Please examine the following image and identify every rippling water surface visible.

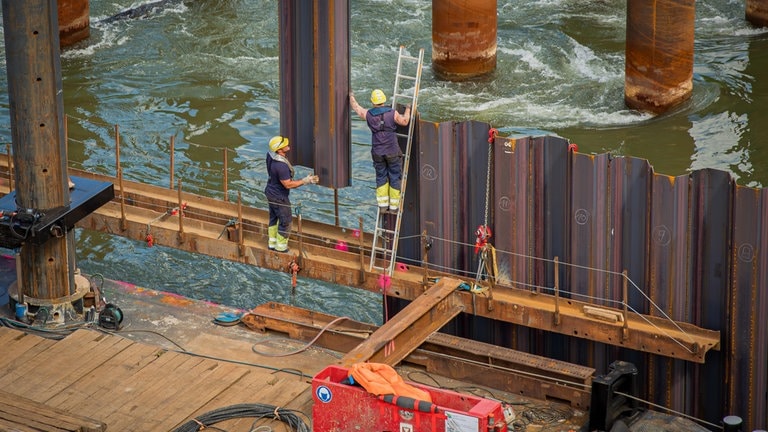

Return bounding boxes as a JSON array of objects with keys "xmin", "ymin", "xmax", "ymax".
[{"xmin": 0, "ymin": 0, "xmax": 766, "ymax": 321}]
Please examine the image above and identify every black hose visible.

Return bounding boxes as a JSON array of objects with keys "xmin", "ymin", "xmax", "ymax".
[{"xmin": 172, "ymin": 403, "xmax": 310, "ymax": 432}]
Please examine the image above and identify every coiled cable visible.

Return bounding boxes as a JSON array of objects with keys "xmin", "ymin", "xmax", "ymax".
[{"xmin": 172, "ymin": 403, "xmax": 310, "ymax": 432}]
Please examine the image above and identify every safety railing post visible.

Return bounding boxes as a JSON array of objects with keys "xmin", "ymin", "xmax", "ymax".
[
  {"xmin": 177, "ymin": 179, "xmax": 185, "ymax": 243},
  {"xmin": 237, "ymin": 191, "xmax": 244, "ymax": 257},
  {"xmin": 114, "ymin": 124, "xmax": 120, "ymax": 178},
  {"xmin": 119, "ymin": 167, "xmax": 127, "ymax": 231},
  {"xmin": 299, "ymin": 203, "xmax": 304, "ymax": 257},
  {"xmin": 421, "ymin": 230, "xmax": 429, "ymax": 290},
  {"xmin": 357, "ymin": 217, "xmax": 365, "ymax": 264},
  {"xmin": 64, "ymin": 115, "xmax": 69, "ymax": 174},
  {"xmin": 622, "ymin": 270, "xmax": 629, "ymax": 340},
  {"xmin": 483, "ymin": 247, "xmax": 496, "ymax": 311},
  {"xmin": 334, "ymin": 189, "xmax": 339, "ymax": 226},
  {"xmin": 553, "ymin": 256, "xmax": 561, "ymax": 326},
  {"xmin": 223, "ymin": 148, "xmax": 228, "ymax": 202},
  {"xmin": 169, "ymin": 135, "xmax": 175, "ymax": 190}
]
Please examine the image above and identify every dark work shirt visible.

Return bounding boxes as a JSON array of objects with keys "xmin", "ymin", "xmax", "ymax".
[{"xmin": 366, "ymin": 106, "xmax": 400, "ymax": 156}]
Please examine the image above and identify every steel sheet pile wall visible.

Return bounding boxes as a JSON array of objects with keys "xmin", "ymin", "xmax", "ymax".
[
  {"xmin": 411, "ymin": 119, "xmax": 768, "ymax": 428},
  {"xmin": 416, "ymin": 120, "xmax": 489, "ymax": 276}
]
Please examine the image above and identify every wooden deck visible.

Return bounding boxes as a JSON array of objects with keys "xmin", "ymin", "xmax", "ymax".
[
  {"xmin": 0, "ymin": 277, "xmax": 338, "ymax": 432},
  {"xmin": 0, "ymin": 326, "xmax": 317, "ymax": 431}
]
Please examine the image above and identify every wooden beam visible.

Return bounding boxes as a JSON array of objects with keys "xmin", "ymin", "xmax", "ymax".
[{"xmin": 340, "ymin": 278, "xmax": 464, "ymax": 367}]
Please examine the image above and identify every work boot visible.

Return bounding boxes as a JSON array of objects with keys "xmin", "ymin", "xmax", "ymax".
[
  {"xmin": 388, "ymin": 188, "xmax": 401, "ymax": 212},
  {"xmin": 275, "ymin": 232, "xmax": 289, "ymax": 252},
  {"xmin": 376, "ymin": 183, "xmax": 390, "ymax": 210},
  {"xmin": 268, "ymin": 225, "xmax": 278, "ymax": 250}
]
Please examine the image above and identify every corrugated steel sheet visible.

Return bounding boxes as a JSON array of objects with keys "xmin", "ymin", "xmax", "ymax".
[
  {"xmin": 279, "ymin": 2, "xmax": 350, "ymax": 188},
  {"xmin": 403, "ymin": 118, "xmax": 768, "ymax": 429},
  {"xmin": 729, "ymin": 186, "xmax": 768, "ymax": 424}
]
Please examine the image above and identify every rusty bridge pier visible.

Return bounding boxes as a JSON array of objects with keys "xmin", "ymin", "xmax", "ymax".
[
  {"xmin": 624, "ymin": 0, "xmax": 695, "ymax": 114},
  {"xmin": 57, "ymin": 0, "xmax": 90, "ymax": 47},
  {"xmin": 432, "ymin": 0, "xmax": 497, "ymax": 80},
  {"xmin": 746, "ymin": 0, "xmax": 768, "ymax": 26}
]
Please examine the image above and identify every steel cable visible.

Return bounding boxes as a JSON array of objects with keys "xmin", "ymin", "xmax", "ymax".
[{"xmin": 172, "ymin": 403, "xmax": 310, "ymax": 432}]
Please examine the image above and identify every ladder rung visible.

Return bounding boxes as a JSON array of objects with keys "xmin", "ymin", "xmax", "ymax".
[
  {"xmin": 400, "ymin": 54, "xmax": 419, "ymax": 61},
  {"xmin": 396, "ymin": 73, "xmax": 417, "ymax": 81},
  {"xmin": 375, "ymin": 228, "xmax": 397, "ymax": 236}
]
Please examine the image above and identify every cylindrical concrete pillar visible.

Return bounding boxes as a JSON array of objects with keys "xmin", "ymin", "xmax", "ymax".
[
  {"xmin": 432, "ymin": 0, "xmax": 497, "ymax": 80},
  {"xmin": 2, "ymin": 0, "xmax": 73, "ymax": 300},
  {"xmin": 625, "ymin": 0, "xmax": 695, "ymax": 114},
  {"xmin": 746, "ymin": 0, "xmax": 768, "ymax": 27},
  {"xmin": 57, "ymin": 0, "xmax": 89, "ymax": 47}
]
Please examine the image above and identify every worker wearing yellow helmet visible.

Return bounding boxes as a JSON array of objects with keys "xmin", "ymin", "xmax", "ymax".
[
  {"xmin": 264, "ymin": 135, "xmax": 319, "ymax": 252},
  {"xmin": 349, "ymin": 89, "xmax": 411, "ymax": 212}
]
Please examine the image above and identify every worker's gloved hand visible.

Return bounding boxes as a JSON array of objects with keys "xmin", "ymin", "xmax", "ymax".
[{"xmin": 302, "ymin": 174, "xmax": 319, "ymax": 185}]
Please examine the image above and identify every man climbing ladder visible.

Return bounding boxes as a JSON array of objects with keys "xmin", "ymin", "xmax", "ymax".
[
  {"xmin": 350, "ymin": 46, "xmax": 424, "ymax": 276},
  {"xmin": 350, "ymin": 90, "xmax": 411, "ymax": 212}
]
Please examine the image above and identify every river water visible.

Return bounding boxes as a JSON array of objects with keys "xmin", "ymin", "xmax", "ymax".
[{"xmin": 0, "ymin": 0, "xmax": 766, "ymax": 324}]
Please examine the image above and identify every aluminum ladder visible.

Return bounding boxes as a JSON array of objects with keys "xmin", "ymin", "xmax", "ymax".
[{"xmin": 368, "ymin": 46, "xmax": 424, "ymax": 275}]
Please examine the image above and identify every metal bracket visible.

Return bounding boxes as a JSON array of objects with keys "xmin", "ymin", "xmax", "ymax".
[{"xmin": 0, "ymin": 176, "xmax": 114, "ymax": 249}]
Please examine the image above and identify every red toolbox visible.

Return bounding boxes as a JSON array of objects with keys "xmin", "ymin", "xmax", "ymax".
[{"xmin": 312, "ymin": 365, "xmax": 507, "ymax": 432}]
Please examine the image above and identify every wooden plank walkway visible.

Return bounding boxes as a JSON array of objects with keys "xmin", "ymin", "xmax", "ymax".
[{"xmin": 0, "ymin": 327, "xmax": 315, "ymax": 431}]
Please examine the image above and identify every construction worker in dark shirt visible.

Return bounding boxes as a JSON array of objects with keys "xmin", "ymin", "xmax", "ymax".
[
  {"xmin": 350, "ymin": 89, "xmax": 411, "ymax": 212},
  {"xmin": 264, "ymin": 135, "xmax": 318, "ymax": 252}
]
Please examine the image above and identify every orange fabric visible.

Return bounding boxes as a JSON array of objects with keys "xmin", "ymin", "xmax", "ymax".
[{"xmin": 348, "ymin": 363, "xmax": 432, "ymax": 402}]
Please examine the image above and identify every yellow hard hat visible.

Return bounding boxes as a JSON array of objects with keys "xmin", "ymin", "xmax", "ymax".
[
  {"xmin": 268, "ymin": 135, "xmax": 289, "ymax": 152},
  {"xmin": 370, "ymin": 89, "xmax": 387, "ymax": 105}
]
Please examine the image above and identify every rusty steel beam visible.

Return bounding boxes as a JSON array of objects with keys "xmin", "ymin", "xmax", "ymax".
[
  {"xmin": 312, "ymin": 0, "xmax": 350, "ymax": 188},
  {"xmin": 432, "ymin": 0, "xmax": 497, "ymax": 80},
  {"xmin": 278, "ymin": 1, "xmax": 350, "ymax": 188},
  {"xmin": 625, "ymin": 0, "xmax": 695, "ymax": 114},
  {"xmin": 278, "ymin": 1, "xmax": 316, "ymax": 169},
  {"xmin": 242, "ymin": 302, "xmax": 594, "ymax": 408}
]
